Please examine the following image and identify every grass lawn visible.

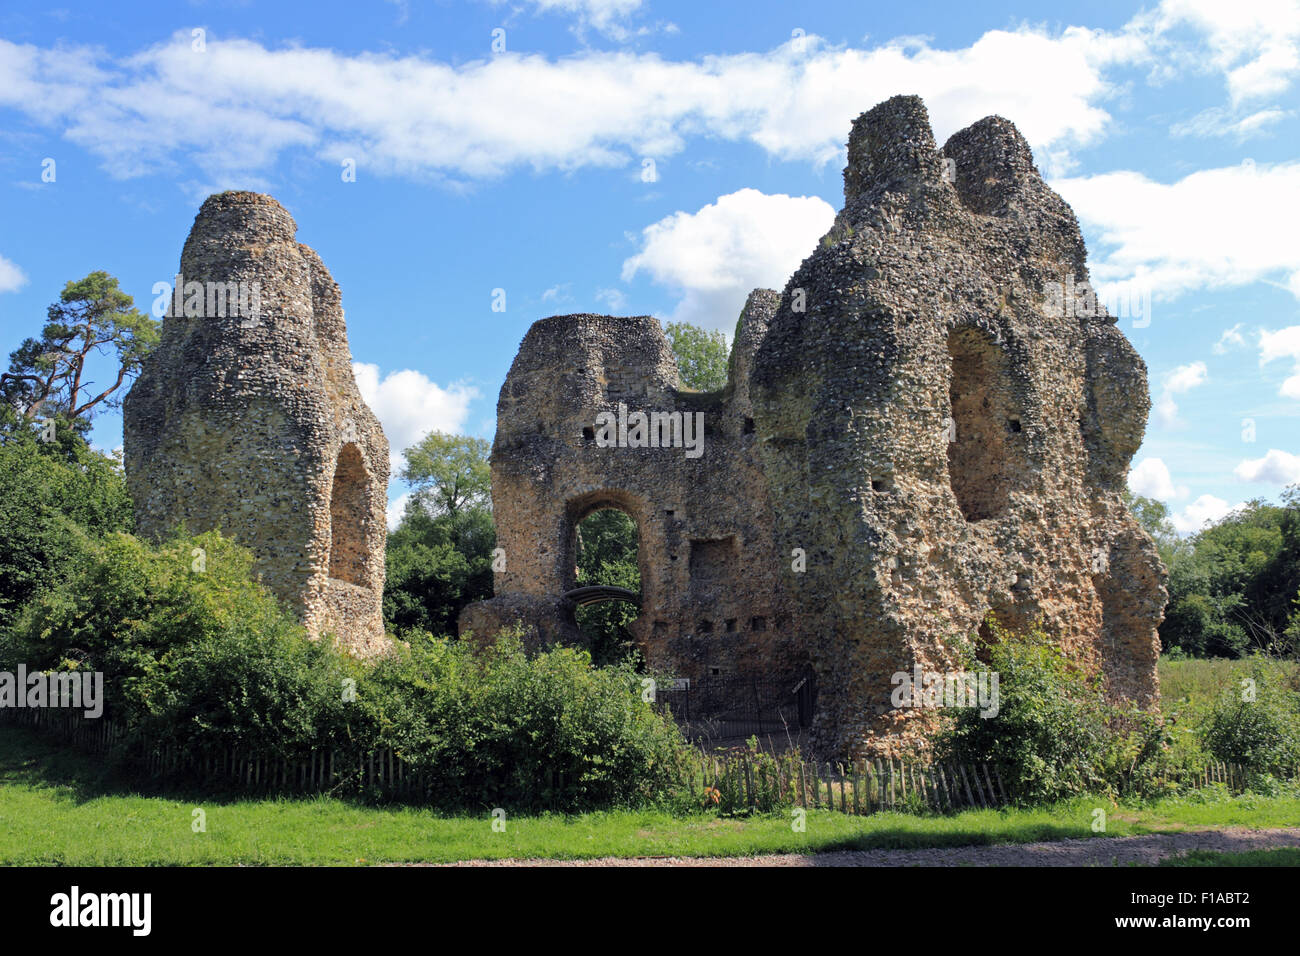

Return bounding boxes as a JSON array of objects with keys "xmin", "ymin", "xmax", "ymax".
[
  {"xmin": 1161, "ymin": 848, "xmax": 1300, "ymax": 866},
  {"xmin": 3, "ymin": 725, "xmax": 1298, "ymax": 865}
]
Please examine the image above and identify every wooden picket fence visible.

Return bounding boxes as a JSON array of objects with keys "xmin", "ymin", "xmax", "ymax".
[
  {"xmin": 680, "ymin": 748, "xmax": 1272, "ymax": 815},
  {"xmin": 1, "ymin": 705, "xmax": 1279, "ymax": 813},
  {"xmin": 0, "ymin": 707, "xmax": 439, "ymax": 799}
]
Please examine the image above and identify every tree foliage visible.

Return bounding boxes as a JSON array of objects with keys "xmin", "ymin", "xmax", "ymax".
[
  {"xmin": 385, "ymin": 432, "xmax": 495, "ymax": 636},
  {"xmin": 0, "ymin": 271, "xmax": 158, "ymax": 430},
  {"xmin": 575, "ymin": 509, "xmax": 641, "ymax": 666},
  {"xmin": 664, "ymin": 321, "xmax": 729, "ymax": 391},
  {"xmin": 401, "ymin": 431, "xmax": 491, "ymax": 518},
  {"xmin": 1151, "ymin": 489, "xmax": 1300, "ymax": 658},
  {"xmin": 0, "ymin": 427, "xmax": 133, "ymax": 630}
]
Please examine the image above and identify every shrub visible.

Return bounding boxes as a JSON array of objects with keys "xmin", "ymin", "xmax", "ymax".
[
  {"xmin": 1200, "ymin": 658, "xmax": 1300, "ymax": 778},
  {"xmin": 935, "ymin": 622, "xmax": 1166, "ymax": 803},
  {"xmin": 1, "ymin": 530, "xmax": 688, "ymax": 811},
  {"xmin": 0, "ymin": 429, "xmax": 133, "ymax": 630}
]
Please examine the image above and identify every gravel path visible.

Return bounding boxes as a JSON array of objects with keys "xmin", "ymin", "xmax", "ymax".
[{"xmin": 435, "ymin": 827, "xmax": 1300, "ymax": 866}]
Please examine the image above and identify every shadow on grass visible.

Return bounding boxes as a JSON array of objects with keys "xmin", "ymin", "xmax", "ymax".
[{"xmin": 0, "ymin": 724, "xmax": 356, "ymax": 809}]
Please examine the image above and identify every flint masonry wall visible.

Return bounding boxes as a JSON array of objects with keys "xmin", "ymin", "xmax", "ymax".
[
  {"xmin": 124, "ymin": 191, "xmax": 390, "ymax": 655},
  {"xmin": 461, "ymin": 295, "xmax": 804, "ymax": 682},
  {"xmin": 465, "ymin": 95, "xmax": 1165, "ymax": 758}
]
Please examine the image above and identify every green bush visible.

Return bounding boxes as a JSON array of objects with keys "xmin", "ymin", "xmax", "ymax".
[
  {"xmin": 1200, "ymin": 659, "xmax": 1300, "ymax": 778},
  {"xmin": 0, "ymin": 429, "xmax": 133, "ymax": 630},
  {"xmin": 935, "ymin": 623, "xmax": 1166, "ymax": 803},
  {"xmin": 1, "ymin": 530, "xmax": 687, "ymax": 811}
]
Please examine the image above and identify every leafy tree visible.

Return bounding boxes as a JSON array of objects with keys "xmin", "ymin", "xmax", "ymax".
[
  {"xmin": 575, "ymin": 508, "xmax": 641, "ymax": 665},
  {"xmin": 664, "ymin": 321, "xmax": 729, "ymax": 391},
  {"xmin": 1124, "ymin": 491, "xmax": 1188, "ymax": 568},
  {"xmin": 1158, "ymin": 491, "xmax": 1300, "ymax": 658},
  {"xmin": 0, "ymin": 428, "xmax": 133, "ymax": 630},
  {"xmin": 401, "ymin": 431, "xmax": 491, "ymax": 517},
  {"xmin": 384, "ymin": 432, "xmax": 495, "ymax": 636},
  {"xmin": 0, "ymin": 272, "xmax": 158, "ymax": 431},
  {"xmin": 384, "ymin": 499, "xmax": 494, "ymax": 637}
]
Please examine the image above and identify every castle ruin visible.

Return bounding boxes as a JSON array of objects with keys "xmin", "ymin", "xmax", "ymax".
[
  {"xmin": 124, "ymin": 191, "xmax": 390, "ymax": 655},
  {"xmin": 463, "ymin": 95, "xmax": 1166, "ymax": 757}
]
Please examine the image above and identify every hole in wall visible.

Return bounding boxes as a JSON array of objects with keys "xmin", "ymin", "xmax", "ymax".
[
  {"xmin": 945, "ymin": 327, "xmax": 1023, "ymax": 522},
  {"xmin": 328, "ymin": 444, "xmax": 370, "ymax": 586}
]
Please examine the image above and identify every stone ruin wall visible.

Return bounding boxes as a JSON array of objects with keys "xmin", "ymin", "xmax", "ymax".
[
  {"xmin": 462, "ymin": 294, "xmax": 805, "ymax": 683},
  {"xmin": 123, "ymin": 191, "xmax": 390, "ymax": 655},
  {"xmin": 464, "ymin": 95, "xmax": 1166, "ymax": 758}
]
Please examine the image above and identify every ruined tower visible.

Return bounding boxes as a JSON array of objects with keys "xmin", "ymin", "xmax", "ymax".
[
  {"xmin": 466, "ymin": 95, "xmax": 1165, "ymax": 758},
  {"xmin": 124, "ymin": 192, "xmax": 390, "ymax": 655},
  {"xmin": 750, "ymin": 95, "xmax": 1164, "ymax": 754}
]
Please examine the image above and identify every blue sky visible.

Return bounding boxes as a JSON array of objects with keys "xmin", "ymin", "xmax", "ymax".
[{"xmin": 1, "ymin": 0, "xmax": 1297, "ymax": 532}]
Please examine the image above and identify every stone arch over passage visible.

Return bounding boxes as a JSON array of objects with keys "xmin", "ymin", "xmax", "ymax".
[
  {"xmin": 562, "ymin": 488, "xmax": 651, "ymax": 594},
  {"xmin": 328, "ymin": 443, "xmax": 373, "ymax": 586},
  {"xmin": 945, "ymin": 327, "xmax": 1026, "ymax": 522}
]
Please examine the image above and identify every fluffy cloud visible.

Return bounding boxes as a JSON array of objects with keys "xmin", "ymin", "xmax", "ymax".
[
  {"xmin": 1213, "ymin": 322, "xmax": 1247, "ymax": 353},
  {"xmin": 1170, "ymin": 105, "xmax": 1293, "ymax": 138},
  {"xmin": 1259, "ymin": 325, "xmax": 1300, "ymax": 398},
  {"xmin": 1138, "ymin": 0, "xmax": 1300, "ymax": 103},
  {"xmin": 1054, "ymin": 161, "xmax": 1300, "ymax": 303},
  {"xmin": 0, "ymin": 254, "xmax": 27, "ymax": 293},
  {"xmin": 621, "ymin": 188, "xmax": 835, "ymax": 329},
  {"xmin": 386, "ymin": 491, "xmax": 412, "ymax": 531},
  {"xmin": 483, "ymin": 0, "xmax": 648, "ymax": 39},
  {"xmin": 1170, "ymin": 493, "xmax": 1244, "ymax": 534},
  {"xmin": 0, "ymin": 24, "xmax": 1138, "ymax": 186},
  {"xmin": 1234, "ymin": 448, "xmax": 1300, "ymax": 484},
  {"xmin": 1128, "ymin": 457, "xmax": 1188, "ymax": 500},
  {"xmin": 1152, "ymin": 361, "xmax": 1208, "ymax": 428},
  {"xmin": 352, "ymin": 363, "xmax": 479, "ymax": 473}
]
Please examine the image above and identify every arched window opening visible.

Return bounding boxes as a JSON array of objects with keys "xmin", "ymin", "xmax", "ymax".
[
  {"xmin": 329, "ymin": 444, "xmax": 370, "ymax": 586},
  {"xmin": 573, "ymin": 507, "xmax": 641, "ymax": 665},
  {"xmin": 946, "ymin": 328, "xmax": 1020, "ymax": 522}
]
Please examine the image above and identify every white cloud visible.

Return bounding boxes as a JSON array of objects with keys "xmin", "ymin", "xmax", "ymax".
[
  {"xmin": 0, "ymin": 254, "xmax": 28, "ymax": 293},
  {"xmin": 541, "ymin": 283, "xmax": 572, "ymax": 304},
  {"xmin": 1234, "ymin": 447, "xmax": 1300, "ymax": 483},
  {"xmin": 0, "ymin": 24, "xmax": 1141, "ymax": 185},
  {"xmin": 1170, "ymin": 105, "xmax": 1293, "ymax": 138},
  {"xmin": 1259, "ymin": 325, "xmax": 1300, "ymax": 398},
  {"xmin": 386, "ymin": 491, "xmax": 412, "ymax": 531},
  {"xmin": 1164, "ymin": 361, "xmax": 1208, "ymax": 393},
  {"xmin": 483, "ymin": 0, "xmax": 647, "ymax": 39},
  {"xmin": 594, "ymin": 287, "xmax": 628, "ymax": 311},
  {"xmin": 1055, "ymin": 161, "xmax": 1300, "ymax": 303},
  {"xmin": 1170, "ymin": 493, "xmax": 1244, "ymax": 534},
  {"xmin": 1212, "ymin": 322, "xmax": 1247, "ymax": 353},
  {"xmin": 352, "ymin": 362, "xmax": 479, "ymax": 473},
  {"xmin": 1138, "ymin": 0, "xmax": 1300, "ymax": 103},
  {"xmin": 1128, "ymin": 457, "xmax": 1189, "ymax": 500},
  {"xmin": 1152, "ymin": 361, "xmax": 1207, "ymax": 427},
  {"xmin": 621, "ymin": 188, "xmax": 835, "ymax": 329}
]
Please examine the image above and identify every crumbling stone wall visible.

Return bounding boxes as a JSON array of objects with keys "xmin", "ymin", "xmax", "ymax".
[
  {"xmin": 466, "ymin": 95, "xmax": 1164, "ymax": 758},
  {"xmin": 461, "ymin": 298, "xmax": 803, "ymax": 681},
  {"xmin": 124, "ymin": 191, "xmax": 390, "ymax": 655}
]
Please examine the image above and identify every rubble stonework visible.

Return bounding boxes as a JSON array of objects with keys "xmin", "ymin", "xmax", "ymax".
[
  {"xmin": 464, "ymin": 95, "xmax": 1165, "ymax": 757},
  {"xmin": 124, "ymin": 191, "xmax": 390, "ymax": 655}
]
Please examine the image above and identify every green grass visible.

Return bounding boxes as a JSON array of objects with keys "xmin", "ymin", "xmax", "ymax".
[
  {"xmin": 1161, "ymin": 848, "xmax": 1300, "ymax": 866},
  {"xmin": 2, "ymin": 726, "xmax": 1298, "ymax": 865}
]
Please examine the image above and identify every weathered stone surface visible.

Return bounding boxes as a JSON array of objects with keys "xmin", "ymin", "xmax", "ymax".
[
  {"xmin": 466, "ymin": 95, "xmax": 1164, "ymax": 758},
  {"xmin": 123, "ymin": 191, "xmax": 390, "ymax": 655}
]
